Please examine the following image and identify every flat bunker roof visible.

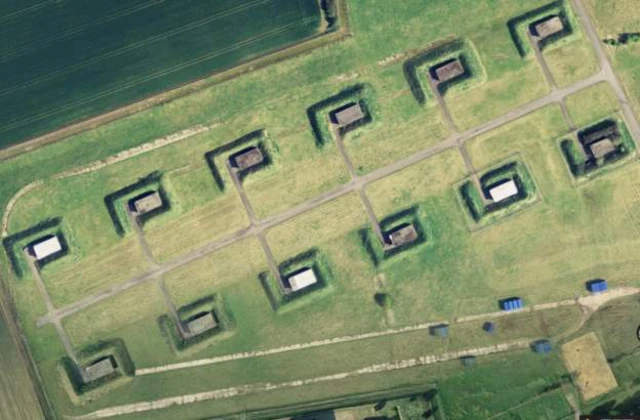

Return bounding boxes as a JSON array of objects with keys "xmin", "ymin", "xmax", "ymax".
[
  {"xmin": 533, "ymin": 16, "xmax": 564, "ymax": 39},
  {"xmin": 287, "ymin": 268, "xmax": 318, "ymax": 292},
  {"xmin": 84, "ymin": 357, "xmax": 116, "ymax": 383},
  {"xmin": 30, "ymin": 235, "xmax": 62, "ymax": 261},
  {"xmin": 589, "ymin": 138, "xmax": 616, "ymax": 159},
  {"xmin": 131, "ymin": 191, "xmax": 163, "ymax": 214},
  {"xmin": 184, "ymin": 312, "xmax": 217, "ymax": 336},
  {"xmin": 488, "ymin": 179, "xmax": 519, "ymax": 203},
  {"xmin": 386, "ymin": 223, "xmax": 418, "ymax": 247},
  {"xmin": 231, "ymin": 147, "xmax": 264, "ymax": 171},
  {"xmin": 332, "ymin": 102, "xmax": 365, "ymax": 127},
  {"xmin": 432, "ymin": 58, "xmax": 465, "ymax": 83}
]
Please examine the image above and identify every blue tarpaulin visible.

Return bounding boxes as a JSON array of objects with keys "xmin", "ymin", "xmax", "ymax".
[
  {"xmin": 500, "ymin": 297, "xmax": 523, "ymax": 311},
  {"xmin": 587, "ymin": 279, "xmax": 608, "ymax": 293}
]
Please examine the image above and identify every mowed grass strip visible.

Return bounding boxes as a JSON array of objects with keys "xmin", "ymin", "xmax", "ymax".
[
  {"xmin": 565, "ymin": 82, "xmax": 620, "ymax": 127},
  {"xmin": 41, "ymin": 237, "xmax": 148, "ymax": 307},
  {"xmin": 545, "ymin": 38, "xmax": 599, "ymax": 88},
  {"xmin": 445, "ymin": 22, "xmax": 550, "ymax": 130},
  {"xmin": 163, "ymin": 237, "xmax": 268, "ymax": 308},
  {"xmin": 63, "ymin": 281, "xmax": 166, "ymax": 351},
  {"xmin": 562, "ymin": 332, "xmax": 618, "ymax": 400},
  {"xmin": 265, "ymin": 193, "xmax": 370, "ymax": 260},
  {"xmin": 438, "ymin": 349, "xmax": 571, "ymax": 420}
]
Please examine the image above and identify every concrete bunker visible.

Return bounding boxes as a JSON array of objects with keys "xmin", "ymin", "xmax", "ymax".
[
  {"xmin": 458, "ymin": 160, "xmax": 538, "ymax": 226},
  {"xmin": 129, "ymin": 190, "xmax": 163, "ymax": 215},
  {"xmin": 181, "ymin": 311, "xmax": 218, "ymax": 339},
  {"xmin": 330, "ymin": 102, "xmax": 366, "ymax": 127},
  {"xmin": 430, "ymin": 58, "xmax": 465, "ymax": 83},
  {"xmin": 487, "ymin": 179, "xmax": 519, "ymax": 204},
  {"xmin": 82, "ymin": 356, "xmax": 117, "ymax": 384},
  {"xmin": 229, "ymin": 146, "xmax": 265, "ymax": 171},
  {"xmin": 531, "ymin": 15, "xmax": 564, "ymax": 39},
  {"xmin": 260, "ymin": 249, "xmax": 334, "ymax": 311},
  {"xmin": 560, "ymin": 119, "xmax": 634, "ymax": 178},
  {"xmin": 27, "ymin": 234, "xmax": 64, "ymax": 261},
  {"xmin": 282, "ymin": 267, "xmax": 318, "ymax": 294},
  {"xmin": 384, "ymin": 223, "xmax": 419, "ymax": 249}
]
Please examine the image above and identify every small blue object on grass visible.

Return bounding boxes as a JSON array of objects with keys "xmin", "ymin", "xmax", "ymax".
[
  {"xmin": 430, "ymin": 323, "xmax": 449, "ymax": 338},
  {"xmin": 500, "ymin": 297, "xmax": 524, "ymax": 311},
  {"xmin": 531, "ymin": 339, "xmax": 552, "ymax": 354},
  {"xmin": 483, "ymin": 322, "xmax": 495, "ymax": 333},
  {"xmin": 586, "ymin": 279, "xmax": 608, "ymax": 294}
]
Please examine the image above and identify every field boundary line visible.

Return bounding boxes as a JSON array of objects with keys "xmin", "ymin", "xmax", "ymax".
[{"xmin": 74, "ymin": 340, "xmax": 530, "ymax": 419}]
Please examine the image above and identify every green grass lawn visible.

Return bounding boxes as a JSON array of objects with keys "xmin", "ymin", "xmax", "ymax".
[
  {"xmin": 438, "ymin": 350, "xmax": 573, "ymax": 420},
  {"xmin": 565, "ymin": 82, "xmax": 620, "ymax": 127}
]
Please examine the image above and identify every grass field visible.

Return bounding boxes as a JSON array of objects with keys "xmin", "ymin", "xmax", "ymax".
[
  {"xmin": 3, "ymin": 0, "xmax": 640, "ymax": 418},
  {"xmin": 0, "ymin": 0, "xmax": 323, "ymax": 147},
  {"xmin": 438, "ymin": 349, "xmax": 573, "ymax": 419},
  {"xmin": 562, "ymin": 332, "xmax": 618, "ymax": 400}
]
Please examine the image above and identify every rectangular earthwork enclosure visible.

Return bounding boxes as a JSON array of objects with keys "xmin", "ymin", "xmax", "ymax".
[
  {"xmin": 60, "ymin": 339, "xmax": 134, "ymax": 399},
  {"xmin": 158, "ymin": 294, "xmax": 236, "ymax": 353},
  {"xmin": 307, "ymin": 84, "xmax": 377, "ymax": 148},
  {"xmin": 360, "ymin": 206, "xmax": 429, "ymax": 267},
  {"xmin": 559, "ymin": 117, "xmax": 636, "ymax": 180},
  {"xmin": 457, "ymin": 158, "xmax": 539, "ymax": 228},
  {"xmin": 205, "ymin": 130, "xmax": 278, "ymax": 191},
  {"xmin": 404, "ymin": 39, "xmax": 486, "ymax": 105},
  {"xmin": 259, "ymin": 249, "xmax": 334, "ymax": 311},
  {"xmin": 2, "ymin": 218, "xmax": 69, "ymax": 277},
  {"xmin": 508, "ymin": 1, "xmax": 579, "ymax": 57},
  {"xmin": 104, "ymin": 172, "xmax": 170, "ymax": 236}
]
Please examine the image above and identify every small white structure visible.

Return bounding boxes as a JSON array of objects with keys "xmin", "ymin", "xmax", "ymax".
[
  {"xmin": 287, "ymin": 268, "xmax": 318, "ymax": 292},
  {"xmin": 488, "ymin": 180, "xmax": 519, "ymax": 203},
  {"xmin": 30, "ymin": 235, "xmax": 62, "ymax": 261}
]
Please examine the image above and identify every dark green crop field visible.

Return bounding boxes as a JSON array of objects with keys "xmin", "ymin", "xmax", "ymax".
[{"xmin": 0, "ymin": 0, "xmax": 322, "ymax": 148}]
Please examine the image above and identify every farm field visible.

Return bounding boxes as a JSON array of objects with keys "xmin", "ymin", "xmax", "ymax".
[
  {"xmin": 1, "ymin": 0, "xmax": 640, "ymax": 419},
  {"xmin": 0, "ymin": 0, "xmax": 324, "ymax": 148}
]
